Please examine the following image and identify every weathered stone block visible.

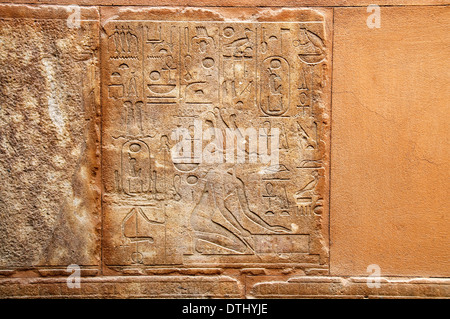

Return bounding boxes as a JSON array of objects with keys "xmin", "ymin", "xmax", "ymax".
[
  {"xmin": 0, "ymin": 5, "xmax": 101, "ymax": 268},
  {"xmin": 0, "ymin": 2, "xmax": 448, "ymax": 300}
]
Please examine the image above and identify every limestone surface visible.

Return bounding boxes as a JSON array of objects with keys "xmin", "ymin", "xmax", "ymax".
[
  {"xmin": 100, "ymin": 7, "xmax": 331, "ymax": 274},
  {"xmin": 0, "ymin": 2, "xmax": 448, "ymax": 299},
  {"xmin": 0, "ymin": 5, "xmax": 100, "ymax": 268}
]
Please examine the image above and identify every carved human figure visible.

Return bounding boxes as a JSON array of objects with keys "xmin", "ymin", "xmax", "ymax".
[{"xmin": 190, "ymin": 166, "xmax": 290, "ymax": 254}]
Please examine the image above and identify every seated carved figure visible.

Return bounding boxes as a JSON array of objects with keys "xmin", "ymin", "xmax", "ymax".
[{"xmin": 190, "ymin": 166, "xmax": 290, "ymax": 255}]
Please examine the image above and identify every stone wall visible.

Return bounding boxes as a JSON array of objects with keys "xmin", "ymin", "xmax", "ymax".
[{"xmin": 0, "ymin": 1, "xmax": 448, "ymax": 298}]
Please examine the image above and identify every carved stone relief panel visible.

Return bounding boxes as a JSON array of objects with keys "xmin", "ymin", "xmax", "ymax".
[{"xmin": 101, "ymin": 8, "xmax": 331, "ymax": 273}]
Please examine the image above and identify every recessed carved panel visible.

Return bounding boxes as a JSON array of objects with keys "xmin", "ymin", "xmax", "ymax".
[{"xmin": 101, "ymin": 8, "xmax": 331, "ymax": 272}]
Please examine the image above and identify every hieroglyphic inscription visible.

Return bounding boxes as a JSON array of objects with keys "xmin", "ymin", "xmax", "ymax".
[{"xmin": 102, "ymin": 17, "xmax": 330, "ymax": 270}]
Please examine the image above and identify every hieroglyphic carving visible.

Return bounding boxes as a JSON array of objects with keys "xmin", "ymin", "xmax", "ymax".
[
  {"xmin": 260, "ymin": 56, "xmax": 290, "ymax": 116},
  {"xmin": 102, "ymin": 15, "xmax": 330, "ymax": 271}
]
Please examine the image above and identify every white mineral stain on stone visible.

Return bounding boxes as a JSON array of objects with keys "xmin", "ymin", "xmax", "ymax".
[
  {"xmin": 47, "ymin": 171, "xmax": 56, "ymax": 181},
  {"xmin": 42, "ymin": 59, "xmax": 66, "ymax": 136},
  {"xmin": 70, "ymin": 144, "xmax": 82, "ymax": 158},
  {"xmin": 154, "ymin": 161, "xmax": 164, "ymax": 168},
  {"xmin": 291, "ymin": 223, "xmax": 299, "ymax": 232},
  {"xmin": 23, "ymin": 49, "xmax": 32, "ymax": 64},
  {"xmin": 0, "ymin": 38, "xmax": 5, "ymax": 58},
  {"xmin": 56, "ymin": 39, "xmax": 69, "ymax": 52},
  {"xmin": 73, "ymin": 197, "xmax": 82, "ymax": 208},
  {"xmin": 80, "ymin": 166, "xmax": 89, "ymax": 180},
  {"xmin": 52, "ymin": 155, "xmax": 66, "ymax": 168},
  {"xmin": 23, "ymin": 89, "xmax": 39, "ymax": 123},
  {"xmin": 11, "ymin": 111, "xmax": 24, "ymax": 123}
]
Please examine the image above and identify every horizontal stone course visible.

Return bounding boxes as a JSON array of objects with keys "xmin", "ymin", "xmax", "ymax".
[
  {"xmin": 1, "ymin": 276, "xmax": 449, "ymax": 298},
  {"xmin": 249, "ymin": 277, "xmax": 450, "ymax": 298},
  {"xmin": 0, "ymin": 1, "xmax": 447, "ymax": 6}
]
